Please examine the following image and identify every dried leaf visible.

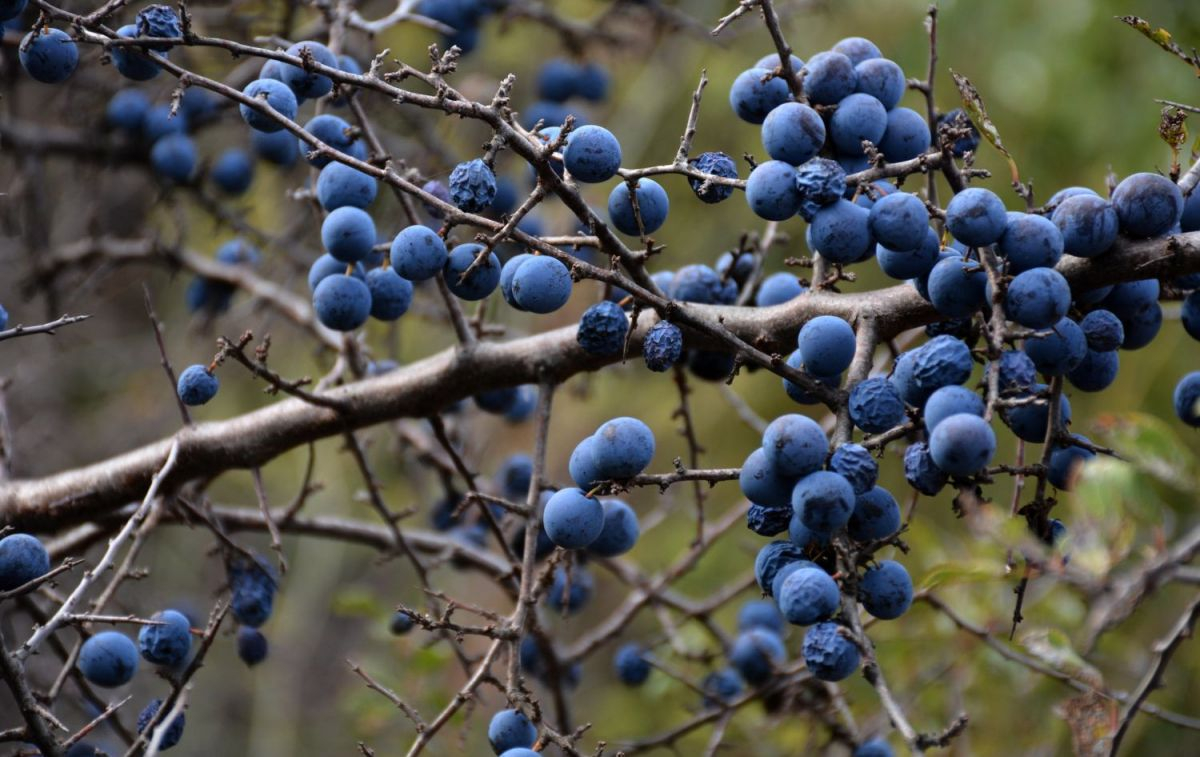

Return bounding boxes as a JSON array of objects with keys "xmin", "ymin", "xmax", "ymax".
[
  {"xmin": 950, "ymin": 70, "xmax": 1021, "ymax": 186},
  {"xmin": 1117, "ymin": 16, "xmax": 1200, "ymax": 75},
  {"xmin": 1055, "ymin": 690, "xmax": 1116, "ymax": 757},
  {"xmin": 1159, "ymin": 106, "xmax": 1189, "ymax": 177}
]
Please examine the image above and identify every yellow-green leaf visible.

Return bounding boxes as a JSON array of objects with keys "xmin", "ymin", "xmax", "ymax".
[{"xmin": 950, "ymin": 70, "xmax": 1021, "ymax": 186}]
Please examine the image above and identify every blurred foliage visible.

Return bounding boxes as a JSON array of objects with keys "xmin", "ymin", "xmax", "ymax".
[{"xmin": 3, "ymin": 0, "xmax": 1200, "ymax": 755}]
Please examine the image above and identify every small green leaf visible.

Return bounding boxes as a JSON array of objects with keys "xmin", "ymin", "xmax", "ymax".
[
  {"xmin": 332, "ymin": 587, "xmax": 386, "ymax": 617},
  {"xmin": 1091, "ymin": 412, "xmax": 1196, "ymax": 491}
]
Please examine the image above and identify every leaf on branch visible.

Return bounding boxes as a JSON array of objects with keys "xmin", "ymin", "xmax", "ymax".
[
  {"xmin": 1020, "ymin": 627, "xmax": 1104, "ymax": 688},
  {"xmin": 1055, "ymin": 690, "xmax": 1117, "ymax": 756},
  {"xmin": 1091, "ymin": 412, "xmax": 1197, "ymax": 493},
  {"xmin": 1159, "ymin": 106, "xmax": 1189, "ymax": 178},
  {"xmin": 950, "ymin": 70, "xmax": 1021, "ymax": 187},
  {"xmin": 918, "ymin": 559, "xmax": 1004, "ymax": 592},
  {"xmin": 1117, "ymin": 16, "xmax": 1200, "ymax": 76}
]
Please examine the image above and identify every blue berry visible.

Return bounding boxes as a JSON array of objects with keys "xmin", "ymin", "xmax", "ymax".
[
  {"xmin": 112, "ymin": 24, "xmax": 162, "ymax": 81},
  {"xmin": 321, "ymin": 207, "xmax": 376, "ymax": 263},
  {"xmin": 802, "ymin": 622, "xmax": 860, "ymax": 681},
  {"xmin": 855, "ymin": 738, "xmax": 895, "ymax": 757},
  {"xmin": 830, "ymin": 93, "xmax": 887, "ymax": 155},
  {"xmin": 564, "ymin": 125, "xmax": 621, "ymax": 183},
  {"xmin": 794, "ymin": 158, "xmax": 847, "ymax": 222},
  {"xmin": 701, "ymin": 668, "xmax": 744, "ymax": 706},
  {"xmin": 79, "ymin": 631, "xmax": 139, "ymax": 687},
  {"xmin": 575, "ymin": 62, "xmax": 609, "ymax": 101},
  {"xmin": 1081, "ymin": 309, "xmax": 1125, "ymax": 351},
  {"xmin": 688, "ymin": 151, "xmax": 739, "ymax": 203},
  {"xmin": 854, "ymin": 58, "xmax": 905, "ymax": 109},
  {"xmin": 879, "ymin": 107, "xmax": 931, "ymax": 162},
  {"xmin": 1048, "ymin": 438, "xmax": 1096, "ymax": 490},
  {"xmin": 730, "ymin": 628, "xmax": 786, "ymax": 685},
  {"xmin": 643, "ymin": 321, "xmax": 683, "ymax": 372},
  {"xmin": 211, "ymin": 149, "xmax": 254, "ymax": 194},
  {"xmin": 877, "ymin": 227, "xmax": 940, "ymax": 280},
  {"xmin": 511, "ymin": 255, "xmax": 572, "ymax": 313},
  {"xmin": 546, "ymin": 566, "xmax": 593, "ymax": 613},
  {"xmin": 868, "ymin": 192, "xmax": 928, "ymax": 253},
  {"xmin": 903, "ymin": 441, "xmax": 947, "ymax": 495},
  {"xmin": 568, "ymin": 436, "xmax": 602, "ymax": 490},
  {"xmin": 762, "ymin": 414, "xmax": 827, "ymax": 477},
  {"xmin": 761, "ymin": 102, "xmax": 826, "ymax": 165},
  {"xmin": 614, "ymin": 643, "xmax": 651, "ymax": 686},
  {"xmin": 1006, "ymin": 268, "xmax": 1071, "ymax": 328},
  {"xmin": 137, "ymin": 699, "xmax": 185, "ymax": 750},
  {"xmin": 828, "ymin": 443, "xmax": 877, "ymax": 495},
  {"xmin": 671, "ymin": 264, "xmax": 735, "ymax": 304},
  {"xmin": 474, "ymin": 386, "xmax": 518, "ymax": 415},
  {"xmin": 848, "ymin": 486, "xmax": 901, "ymax": 542},
  {"xmin": 150, "ymin": 135, "xmax": 197, "ymax": 183},
  {"xmin": 1176, "ymin": 372, "xmax": 1200, "ymax": 426},
  {"xmin": 860, "ymin": 560, "xmax": 912, "ymax": 619},
  {"xmin": 1184, "ymin": 292, "xmax": 1200, "ymax": 341},
  {"xmin": 608, "ymin": 179, "xmax": 669, "ymax": 235},
  {"xmin": 176, "ymin": 365, "xmax": 218, "ymax": 406},
  {"xmin": 923, "ymin": 385, "xmax": 984, "ymax": 432},
  {"xmin": 927, "ymin": 255, "xmax": 986, "ymax": 318},
  {"xmin": 252, "ymin": 129, "xmax": 299, "ymax": 165},
  {"xmin": 142, "ymin": 106, "xmax": 186, "ymax": 142},
  {"xmin": 793, "ymin": 470, "xmax": 855, "ymax": 534},
  {"xmin": 543, "ymin": 489, "xmax": 603, "ymax": 548},
  {"xmin": 746, "ymin": 160, "xmax": 801, "ymax": 221},
  {"xmin": 747, "ymin": 504, "xmax": 793, "ymax": 536},
  {"xmin": 135, "ymin": 5, "xmax": 181, "ymax": 49},
  {"xmin": 1067, "ymin": 349, "xmax": 1119, "ymax": 392},
  {"xmin": 848, "ymin": 377, "xmax": 906, "ymax": 433},
  {"xmin": 1024, "ymin": 317, "xmax": 1087, "ymax": 376},
  {"xmin": 589, "ymin": 499, "xmax": 640, "ymax": 557},
  {"xmin": 307, "ymin": 254, "xmax": 366, "ymax": 292},
  {"xmin": 1111, "ymin": 172, "xmax": 1184, "ymax": 238},
  {"xmin": 802, "ymin": 51, "xmax": 857, "ymax": 105},
  {"xmin": 797, "ymin": 316, "xmax": 855, "ymax": 377},
  {"xmin": 754, "ymin": 540, "xmax": 806, "ymax": 597},
  {"xmin": 280, "ymin": 40, "xmax": 337, "ymax": 99},
  {"xmin": 389, "ymin": 226, "xmax": 447, "ymax": 281},
  {"xmin": 946, "ymin": 188, "xmax": 1007, "ymax": 247},
  {"xmin": 316, "ymin": 162, "xmax": 377, "ymax": 210},
  {"xmin": 240, "ymin": 78, "xmax": 297, "ymax": 132},
  {"xmin": 313, "ymin": 273, "xmax": 372, "ymax": 331},
  {"xmin": 938, "ymin": 109, "xmax": 980, "ymax": 156},
  {"xmin": 591, "ymin": 417, "xmax": 655, "ymax": 478},
  {"xmin": 107, "ymin": 89, "xmax": 151, "ymax": 132},
  {"xmin": 755, "ymin": 52, "xmax": 805, "ymax": 70},
  {"xmin": 576, "ymin": 301, "xmax": 628, "ymax": 356},
  {"xmin": 777, "ymin": 565, "xmax": 839, "ymax": 626},
  {"xmin": 810, "ymin": 199, "xmax": 873, "ymax": 263},
  {"xmin": 138, "ymin": 610, "xmax": 192, "ymax": 667},
  {"xmin": 300, "ymin": 114, "xmax": 366, "ymax": 167},
  {"xmin": 737, "ymin": 600, "xmax": 786, "ymax": 634},
  {"xmin": 1052, "ymin": 194, "xmax": 1118, "ymax": 258},
  {"xmin": 755, "ymin": 272, "xmax": 805, "ymax": 306},
  {"xmin": 19, "ymin": 28, "xmax": 78, "ymax": 83},
  {"xmin": 729, "ymin": 68, "xmax": 791, "ymax": 124},
  {"xmin": 833, "ymin": 36, "xmax": 882, "ymax": 65},
  {"xmin": 994, "ymin": 349, "xmax": 1037, "ymax": 395},
  {"xmin": 0, "ymin": 0, "xmax": 26, "ymax": 22},
  {"xmin": 740, "ymin": 447, "xmax": 796, "ymax": 507},
  {"xmin": 497, "ymin": 454, "xmax": 533, "ymax": 502},
  {"xmin": 229, "ymin": 559, "xmax": 277, "ymax": 628},
  {"xmin": 782, "ymin": 354, "xmax": 840, "ymax": 403},
  {"xmin": 448, "ymin": 158, "xmax": 497, "ymax": 212},
  {"xmin": 1103, "ymin": 279, "xmax": 1162, "ymax": 349},
  {"xmin": 929, "ymin": 413, "xmax": 995, "ymax": 475},
  {"xmin": 443, "ymin": 243, "xmax": 501, "ymax": 300},
  {"xmin": 237, "ymin": 627, "xmax": 269, "ymax": 665},
  {"xmin": 1004, "ymin": 384, "xmax": 1072, "ymax": 442},
  {"xmin": 0, "ymin": 533, "xmax": 49, "ymax": 591},
  {"xmin": 997, "ymin": 212, "xmax": 1064, "ymax": 272},
  {"xmin": 366, "ymin": 268, "xmax": 413, "ymax": 321}
]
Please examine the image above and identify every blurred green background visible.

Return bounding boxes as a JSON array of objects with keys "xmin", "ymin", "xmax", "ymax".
[{"xmin": 2, "ymin": 0, "xmax": 1200, "ymax": 754}]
